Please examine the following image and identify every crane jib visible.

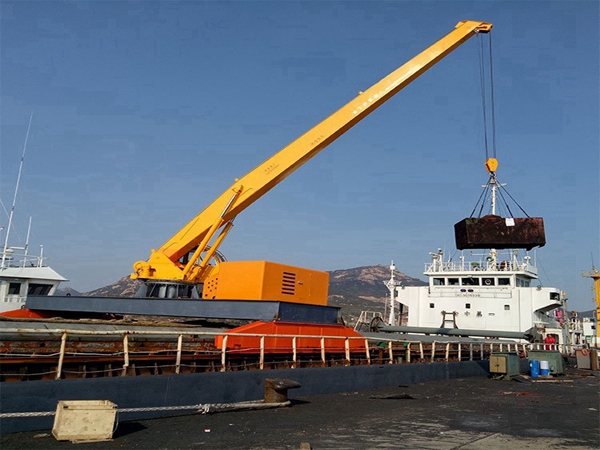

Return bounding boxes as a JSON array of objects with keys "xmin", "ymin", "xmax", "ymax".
[{"xmin": 132, "ymin": 20, "xmax": 493, "ymax": 292}]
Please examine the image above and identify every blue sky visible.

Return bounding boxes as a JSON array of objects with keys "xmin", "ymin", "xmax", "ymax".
[{"xmin": 1, "ymin": 1, "xmax": 598, "ymax": 312}]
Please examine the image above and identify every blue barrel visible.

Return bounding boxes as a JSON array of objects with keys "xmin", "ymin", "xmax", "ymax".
[{"xmin": 530, "ymin": 360, "xmax": 540, "ymax": 377}]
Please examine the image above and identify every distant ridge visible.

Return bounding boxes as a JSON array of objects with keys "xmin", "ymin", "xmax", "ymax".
[{"xmin": 327, "ymin": 265, "xmax": 426, "ymax": 322}]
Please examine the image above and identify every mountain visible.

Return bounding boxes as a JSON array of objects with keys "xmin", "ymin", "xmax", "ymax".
[
  {"xmin": 59, "ymin": 265, "xmax": 426, "ymax": 323},
  {"xmin": 327, "ymin": 265, "xmax": 426, "ymax": 323},
  {"xmin": 55, "ymin": 286, "xmax": 82, "ymax": 296},
  {"xmin": 84, "ymin": 277, "xmax": 142, "ymax": 297}
]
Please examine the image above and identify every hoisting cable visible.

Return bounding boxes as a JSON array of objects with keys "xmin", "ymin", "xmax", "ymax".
[
  {"xmin": 476, "ymin": 182, "xmax": 491, "ymax": 218},
  {"xmin": 469, "ymin": 185, "xmax": 489, "ymax": 218},
  {"xmin": 488, "ymin": 33, "xmax": 498, "ymax": 160},
  {"xmin": 478, "ymin": 35, "xmax": 491, "ymax": 161},
  {"xmin": 497, "ymin": 184, "xmax": 531, "ymax": 217},
  {"xmin": 478, "ymin": 33, "xmax": 498, "ymax": 163},
  {"xmin": 495, "ymin": 187, "xmax": 515, "ymax": 218}
]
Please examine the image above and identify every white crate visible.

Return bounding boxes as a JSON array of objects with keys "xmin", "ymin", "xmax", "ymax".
[{"xmin": 52, "ymin": 400, "xmax": 117, "ymax": 442}]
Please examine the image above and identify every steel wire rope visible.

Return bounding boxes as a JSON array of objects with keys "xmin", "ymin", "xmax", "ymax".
[
  {"xmin": 495, "ymin": 187, "xmax": 516, "ymax": 218},
  {"xmin": 475, "ymin": 180, "xmax": 492, "ymax": 217},
  {"xmin": 497, "ymin": 183, "xmax": 531, "ymax": 217},
  {"xmin": 469, "ymin": 184, "xmax": 488, "ymax": 218},
  {"xmin": 488, "ymin": 33, "xmax": 498, "ymax": 159},
  {"xmin": 477, "ymin": 35, "xmax": 491, "ymax": 161}
]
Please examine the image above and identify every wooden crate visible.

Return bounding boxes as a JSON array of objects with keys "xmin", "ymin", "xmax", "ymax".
[{"xmin": 52, "ymin": 400, "xmax": 117, "ymax": 442}]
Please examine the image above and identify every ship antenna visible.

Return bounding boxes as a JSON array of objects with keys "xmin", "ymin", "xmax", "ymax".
[
  {"xmin": 2, "ymin": 113, "xmax": 33, "ymax": 269},
  {"xmin": 23, "ymin": 216, "xmax": 32, "ymax": 267}
]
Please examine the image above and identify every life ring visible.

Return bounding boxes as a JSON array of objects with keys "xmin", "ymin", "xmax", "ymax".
[
  {"xmin": 580, "ymin": 349, "xmax": 589, "ymax": 356},
  {"xmin": 484, "ymin": 279, "xmax": 492, "ymax": 286}
]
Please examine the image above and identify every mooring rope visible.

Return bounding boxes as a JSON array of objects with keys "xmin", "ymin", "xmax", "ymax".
[{"xmin": 0, "ymin": 400, "xmax": 290, "ymax": 419}]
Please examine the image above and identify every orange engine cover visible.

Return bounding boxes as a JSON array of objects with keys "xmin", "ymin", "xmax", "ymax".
[
  {"xmin": 214, "ymin": 321, "xmax": 365, "ymax": 354},
  {"xmin": 202, "ymin": 261, "xmax": 329, "ymax": 306}
]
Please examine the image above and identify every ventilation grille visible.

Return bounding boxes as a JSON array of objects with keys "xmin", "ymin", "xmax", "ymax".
[{"xmin": 281, "ymin": 271, "xmax": 296, "ymax": 296}]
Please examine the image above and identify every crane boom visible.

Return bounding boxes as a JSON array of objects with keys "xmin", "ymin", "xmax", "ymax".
[
  {"xmin": 133, "ymin": 20, "xmax": 492, "ymax": 285},
  {"xmin": 582, "ymin": 266, "xmax": 600, "ymax": 343}
]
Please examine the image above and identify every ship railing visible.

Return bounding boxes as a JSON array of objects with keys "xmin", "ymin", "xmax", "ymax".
[
  {"xmin": 0, "ymin": 295, "xmax": 27, "ymax": 305},
  {"xmin": 425, "ymin": 260, "xmax": 536, "ymax": 274},
  {"xmin": 0, "ymin": 247, "xmax": 46, "ymax": 269},
  {"xmin": 353, "ymin": 311, "xmax": 383, "ymax": 332},
  {"xmin": 0, "ymin": 327, "xmax": 583, "ymax": 381},
  {"xmin": 534, "ymin": 319, "xmax": 563, "ymax": 329}
]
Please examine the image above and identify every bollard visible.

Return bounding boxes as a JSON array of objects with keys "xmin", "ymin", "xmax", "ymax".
[{"xmin": 264, "ymin": 378, "xmax": 301, "ymax": 403}]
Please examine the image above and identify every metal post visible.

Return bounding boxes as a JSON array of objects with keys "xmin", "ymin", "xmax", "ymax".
[
  {"xmin": 56, "ymin": 332, "xmax": 67, "ymax": 380},
  {"xmin": 406, "ymin": 342, "xmax": 411, "ymax": 363},
  {"xmin": 344, "ymin": 338, "xmax": 350, "ymax": 366},
  {"xmin": 364, "ymin": 339, "xmax": 371, "ymax": 365},
  {"xmin": 220, "ymin": 335, "xmax": 228, "ymax": 372},
  {"xmin": 292, "ymin": 337, "xmax": 297, "ymax": 369},
  {"xmin": 320, "ymin": 337, "xmax": 326, "ymax": 366},
  {"xmin": 458, "ymin": 343, "xmax": 462, "ymax": 361},
  {"xmin": 122, "ymin": 333, "xmax": 130, "ymax": 376},
  {"xmin": 480, "ymin": 343, "xmax": 484, "ymax": 360},
  {"xmin": 445, "ymin": 342, "xmax": 450, "ymax": 362},
  {"xmin": 431, "ymin": 341, "xmax": 436, "ymax": 362},
  {"xmin": 175, "ymin": 334, "xmax": 183, "ymax": 374},
  {"xmin": 388, "ymin": 341, "xmax": 394, "ymax": 364},
  {"xmin": 419, "ymin": 341, "xmax": 424, "ymax": 360},
  {"xmin": 260, "ymin": 336, "xmax": 265, "ymax": 370},
  {"xmin": 469, "ymin": 343, "xmax": 473, "ymax": 361}
]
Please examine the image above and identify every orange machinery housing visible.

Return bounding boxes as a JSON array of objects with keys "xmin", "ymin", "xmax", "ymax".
[{"xmin": 201, "ymin": 261, "xmax": 329, "ymax": 306}]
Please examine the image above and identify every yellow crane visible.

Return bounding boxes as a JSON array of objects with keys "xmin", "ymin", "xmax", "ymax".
[
  {"xmin": 582, "ymin": 265, "xmax": 600, "ymax": 341},
  {"xmin": 132, "ymin": 20, "xmax": 493, "ymax": 303}
]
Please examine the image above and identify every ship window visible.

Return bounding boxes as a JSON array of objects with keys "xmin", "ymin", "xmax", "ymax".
[
  {"xmin": 504, "ymin": 305, "xmax": 510, "ymax": 310},
  {"xmin": 498, "ymin": 278, "xmax": 510, "ymax": 286},
  {"xmin": 550, "ymin": 292, "xmax": 560, "ymax": 300},
  {"xmin": 482, "ymin": 278, "xmax": 494, "ymax": 286},
  {"xmin": 433, "ymin": 278, "xmax": 445, "ymax": 286},
  {"xmin": 448, "ymin": 278, "xmax": 459, "ymax": 286},
  {"xmin": 8, "ymin": 283, "xmax": 21, "ymax": 295},
  {"xmin": 429, "ymin": 303, "xmax": 435, "ymax": 308},
  {"xmin": 465, "ymin": 303, "xmax": 471, "ymax": 309},
  {"xmin": 516, "ymin": 278, "xmax": 530, "ymax": 287},
  {"xmin": 461, "ymin": 277, "xmax": 479, "ymax": 286},
  {"xmin": 28, "ymin": 284, "xmax": 53, "ymax": 296}
]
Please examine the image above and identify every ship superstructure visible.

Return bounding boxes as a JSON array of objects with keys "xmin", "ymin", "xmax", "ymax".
[
  {"xmin": 393, "ymin": 248, "xmax": 566, "ymax": 343},
  {"xmin": 0, "ymin": 244, "xmax": 66, "ymax": 314}
]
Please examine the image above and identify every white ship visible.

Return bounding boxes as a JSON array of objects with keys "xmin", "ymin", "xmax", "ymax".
[
  {"xmin": 0, "ymin": 117, "xmax": 67, "ymax": 315},
  {"xmin": 361, "ymin": 158, "xmax": 568, "ymax": 346},
  {"xmin": 385, "ymin": 249, "xmax": 567, "ymax": 344},
  {"xmin": 0, "ymin": 243, "xmax": 66, "ymax": 315}
]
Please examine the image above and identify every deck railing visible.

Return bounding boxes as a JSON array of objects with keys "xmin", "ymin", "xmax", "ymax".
[
  {"xmin": 425, "ymin": 260, "xmax": 537, "ymax": 275},
  {"xmin": 0, "ymin": 327, "xmax": 581, "ymax": 382}
]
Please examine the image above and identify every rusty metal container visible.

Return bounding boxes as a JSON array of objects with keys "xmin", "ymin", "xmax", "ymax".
[{"xmin": 454, "ymin": 215, "xmax": 546, "ymax": 250}]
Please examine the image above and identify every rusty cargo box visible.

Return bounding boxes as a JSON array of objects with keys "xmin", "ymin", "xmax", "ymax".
[{"xmin": 454, "ymin": 215, "xmax": 545, "ymax": 250}]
